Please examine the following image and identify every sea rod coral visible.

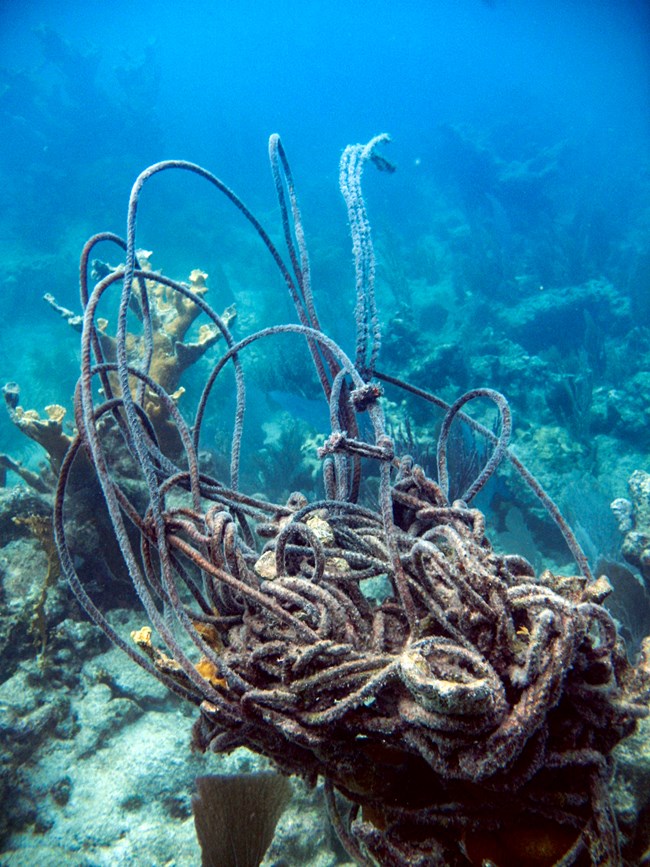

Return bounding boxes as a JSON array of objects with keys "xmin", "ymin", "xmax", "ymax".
[{"xmin": 54, "ymin": 134, "xmax": 650, "ymax": 865}]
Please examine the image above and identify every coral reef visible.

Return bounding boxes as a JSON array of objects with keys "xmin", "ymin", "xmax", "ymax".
[
  {"xmin": 1, "ymin": 382, "xmax": 72, "ymax": 492},
  {"xmin": 89, "ymin": 252, "xmax": 235, "ymax": 406},
  {"xmin": 48, "ymin": 249, "xmax": 236, "ymax": 460},
  {"xmin": 612, "ymin": 470, "xmax": 650, "ymax": 586},
  {"xmin": 53, "ymin": 134, "xmax": 650, "ymax": 866},
  {"xmin": 2, "ymin": 253, "xmax": 236, "ymax": 490}
]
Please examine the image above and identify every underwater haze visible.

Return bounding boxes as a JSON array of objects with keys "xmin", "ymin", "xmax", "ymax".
[
  {"xmin": 1, "ymin": 0, "xmax": 650, "ymax": 865},
  {"xmin": 0, "ymin": 0, "xmax": 648, "ymax": 427}
]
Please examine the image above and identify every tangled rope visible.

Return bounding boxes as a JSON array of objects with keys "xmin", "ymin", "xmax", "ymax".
[{"xmin": 54, "ymin": 135, "xmax": 648, "ymax": 866}]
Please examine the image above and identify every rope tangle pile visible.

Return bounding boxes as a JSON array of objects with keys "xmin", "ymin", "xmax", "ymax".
[{"xmin": 55, "ymin": 135, "xmax": 649, "ymax": 866}]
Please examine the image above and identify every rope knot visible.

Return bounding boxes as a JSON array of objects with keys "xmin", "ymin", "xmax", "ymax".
[{"xmin": 350, "ymin": 381, "xmax": 383, "ymax": 412}]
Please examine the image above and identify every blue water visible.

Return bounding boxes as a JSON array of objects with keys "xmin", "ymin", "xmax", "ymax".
[
  {"xmin": 0, "ymin": 0, "xmax": 648, "ymax": 515},
  {"xmin": 0, "ymin": 0, "xmax": 647, "ymax": 517}
]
